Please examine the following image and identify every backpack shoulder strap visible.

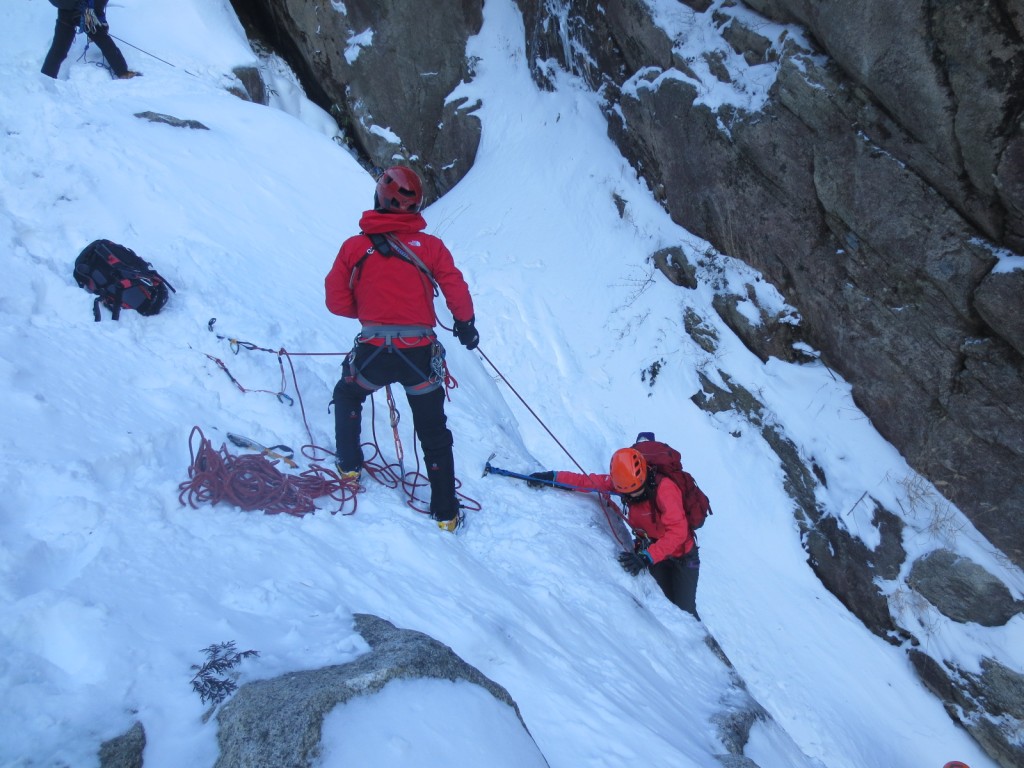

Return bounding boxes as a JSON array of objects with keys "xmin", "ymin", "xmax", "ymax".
[
  {"xmin": 367, "ymin": 232, "xmax": 393, "ymax": 256},
  {"xmin": 348, "ymin": 233, "xmax": 388, "ymax": 289},
  {"xmin": 382, "ymin": 233, "xmax": 439, "ymax": 293},
  {"xmin": 348, "ymin": 232, "xmax": 439, "ymax": 295}
]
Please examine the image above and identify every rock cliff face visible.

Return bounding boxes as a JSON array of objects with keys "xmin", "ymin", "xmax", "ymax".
[
  {"xmin": 231, "ymin": 0, "xmax": 483, "ymax": 198},
  {"xmin": 519, "ymin": 0, "xmax": 1024, "ymax": 573},
  {"xmin": 225, "ymin": 1, "xmax": 1023, "ymax": 764}
]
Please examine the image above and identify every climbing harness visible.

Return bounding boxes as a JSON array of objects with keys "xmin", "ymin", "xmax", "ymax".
[
  {"xmin": 358, "ymin": 324, "xmax": 435, "ymax": 344},
  {"xmin": 343, "ymin": 326, "xmax": 454, "ymax": 398}
]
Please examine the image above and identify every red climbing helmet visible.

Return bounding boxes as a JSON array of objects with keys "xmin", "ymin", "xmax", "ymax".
[
  {"xmin": 375, "ymin": 166, "xmax": 423, "ymax": 213},
  {"xmin": 610, "ymin": 448, "xmax": 647, "ymax": 494}
]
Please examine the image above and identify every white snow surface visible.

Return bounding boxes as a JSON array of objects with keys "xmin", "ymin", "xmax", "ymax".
[{"xmin": 1, "ymin": 1, "xmax": 1019, "ymax": 767}]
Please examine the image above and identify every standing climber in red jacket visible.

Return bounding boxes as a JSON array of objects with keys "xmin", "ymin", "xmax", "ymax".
[{"xmin": 325, "ymin": 166, "xmax": 479, "ymax": 532}]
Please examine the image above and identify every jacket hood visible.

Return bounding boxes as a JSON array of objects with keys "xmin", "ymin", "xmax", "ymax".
[{"xmin": 358, "ymin": 210, "xmax": 427, "ymax": 235}]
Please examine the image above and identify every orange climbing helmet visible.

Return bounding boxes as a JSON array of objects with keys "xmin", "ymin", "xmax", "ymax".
[
  {"xmin": 609, "ymin": 448, "xmax": 648, "ymax": 494},
  {"xmin": 942, "ymin": 763, "xmax": 970, "ymax": 768},
  {"xmin": 374, "ymin": 166, "xmax": 423, "ymax": 213}
]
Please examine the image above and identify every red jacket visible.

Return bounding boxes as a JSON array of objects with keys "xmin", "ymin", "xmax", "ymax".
[
  {"xmin": 325, "ymin": 210, "xmax": 474, "ymax": 344},
  {"xmin": 554, "ymin": 471, "xmax": 694, "ymax": 563}
]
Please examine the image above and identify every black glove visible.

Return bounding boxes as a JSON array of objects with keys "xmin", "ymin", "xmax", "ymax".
[
  {"xmin": 527, "ymin": 471, "xmax": 556, "ymax": 489},
  {"xmin": 617, "ymin": 550, "xmax": 652, "ymax": 576},
  {"xmin": 453, "ymin": 316, "xmax": 479, "ymax": 350}
]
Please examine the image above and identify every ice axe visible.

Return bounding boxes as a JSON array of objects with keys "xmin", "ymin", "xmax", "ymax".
[
  {"xmin": 482, "ymin": 453, "xmax": 587, "ymax": 492},
  {"xmin": 227, "ymin": 433, "xmax": 298, "ymax": 468}
]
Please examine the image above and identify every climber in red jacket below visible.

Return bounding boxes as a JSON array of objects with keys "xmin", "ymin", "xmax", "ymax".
[
  {"xmin": 529, "ymin": 435, "xmax": 701, "ymax": 618},
  {"xmin": 325, "ymin": 165, "xmax": 479, "ymax": 533}
]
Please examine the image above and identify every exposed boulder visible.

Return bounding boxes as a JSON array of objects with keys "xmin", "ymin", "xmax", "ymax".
[
  {"xmin": 743, "ymin": 0, "xmax": 1024, "ymax": 247},
  {"xmin": 652, "ymin": 245, "xmax": 698, "ymax": 288},
  {"xmin": 133, "ymin": 111, "xmax": 210, "ymax": 131},
  {"xmin": 228, "ymin": 65, "xmax": 267, "ymax": 105},
  {"xmin": 711, "ymin": 684, "xmax": 769, "ymax": 759},
  {"xmin": 907, "ymin": 549, "xmax": 1023, "ymax": 626},
  {"xmin": 714, "ymin": 757, "xmax": 761, "ymax": 768},
  {"xmin": 711, "ymin": 291, "xmax": 814, "ymax": 364},
  {"xmin": 214, "ymin": 614, "xmax": 547, "ymax": 768},
  {"xmin": 684, "ymin": 307, "xmax": 721, "ymax": 355},
  {"xmin": 98, "ymin": 721, "xmax": 145, "ymax": 768},
  {"xmin": 803, "ymin": 505, "xmax": 908, "ymax": 642},
  {"xmin": 702, "ymin": 634, "xmax": 795, "ymax": 766}
]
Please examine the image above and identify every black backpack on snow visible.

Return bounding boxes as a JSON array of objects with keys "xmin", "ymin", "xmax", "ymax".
[{"xmin": 73, "ymin": 239, "xmax": 175, "ymax": 321}]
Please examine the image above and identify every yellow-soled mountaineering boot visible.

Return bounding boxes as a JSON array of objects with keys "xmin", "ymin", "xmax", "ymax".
[
  {"xmin": 436, "ymin": 511, "xmax": 464, "ymax": 534},
  {"xmin": 335, "ymin": 462, "xmax": 361, "ymax": 487}
]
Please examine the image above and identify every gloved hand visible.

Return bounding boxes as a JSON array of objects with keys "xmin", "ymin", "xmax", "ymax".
[
  {"xmin": 452, "ymin": 316, "xmax": 479, "ymax": 350},
  {"xmin": 617, "ymin": 550, "xmax": 652, "ymax": 576},
  {"xmin": 527, "ymin": 471, "xmax": 556, "ymax": 489}
]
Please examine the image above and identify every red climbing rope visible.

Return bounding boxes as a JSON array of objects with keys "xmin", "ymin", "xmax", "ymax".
[
  {"xmin": 202, "ymin": 325, "xmax": 481, "ymax": 516},
  {"xmin": 299, "ymin": 392, "xmax": 482, "ymax": 518},
  {"xmin": 178, "ymin": 426, "xmax": 359, "ymax": 516},
  {"xmin": 180, "ymin": 423, "xmax": 482, "ymax": 518}
]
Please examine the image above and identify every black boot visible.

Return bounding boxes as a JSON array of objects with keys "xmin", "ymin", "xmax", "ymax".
[
  {"xmin": 425, "ymin": 448, "xmax": 459, "ymax": 524},
  {"xmin": 332, "ymin": 379, "xmax": 367, "ymax": 473},
  {"xmin": 408, "ymin": 388, "xmax": 460, "ymax": 531}
]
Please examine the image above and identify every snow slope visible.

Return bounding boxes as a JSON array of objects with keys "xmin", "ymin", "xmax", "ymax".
[{"xmin": 1, "ymin": 1, "xmax": 1017, "ymax": 767}]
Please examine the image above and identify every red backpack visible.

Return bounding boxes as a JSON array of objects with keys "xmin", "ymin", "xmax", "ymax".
[{"xmin": 632, "ymin": 440, "xmax": 712, "ymax": 530}]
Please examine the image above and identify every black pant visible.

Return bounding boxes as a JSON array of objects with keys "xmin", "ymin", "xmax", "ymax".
[
  {"xmin": 333, "ymin": 342, "xmax": 458, "ymax": 521},
  {"xmin": 650, "ymin": 547, "xmax": 700, "ymax": 619},
  {"xmin": 42, "ymin": 5, "xmax": 128, "ymax": 78}
]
